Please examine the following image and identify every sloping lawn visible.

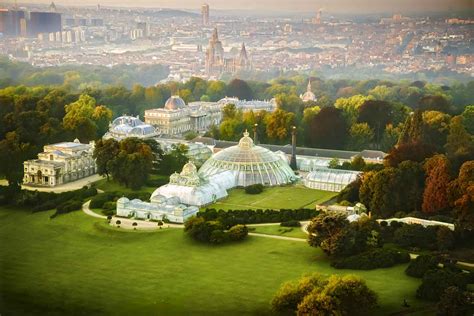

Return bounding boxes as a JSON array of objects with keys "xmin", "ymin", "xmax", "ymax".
[
  {"xmin": 205, "ymin": 185, "xmax": 336, "ymax": 211},
  {"xmin": 248, "ymin": 224, "xmax": 308, "ymax": 239},
  {"xmin": 0, "ymin": 207, "xmax": 431, "ymax": 315}
]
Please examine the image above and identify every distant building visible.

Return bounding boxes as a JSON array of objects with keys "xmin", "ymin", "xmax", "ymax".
[
  {"xmin": 300, "ymin": 80, "xmax": 317, "ymax": 102},
  {"xmin": 0, "ymin": 10, "xmax": 26, "ymax": 37},
  {"xmin": 205, "ymin": 28, "xmax": 250, "ymax": 77},
  {"xmin": 144, "ymin": 95, "xmax": 221, "ymax": 136},
  {"xmin": 28, "ymin": 11, "xmax": 61, "ymax": 37},
  {"xmin": 23, "ymin": 139, "xmax": 96, "ymax": 187},
  {"xmin": 103, "ymin": 115, "xmax": 158, "ymax": 140},
  {"xmin": 136, "ymin": 21, "xmax": 150, "ymax": 37},
  {"xmin": 201, "ymin": 3, "xmax": 209, "ymax": 25}
]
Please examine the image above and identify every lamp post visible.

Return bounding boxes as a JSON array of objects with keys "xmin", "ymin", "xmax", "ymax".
[
  {"xmin": 253, "ymin": 123, "xmax": 258, "ymax": 144},
  {"xmin": 290, "ymin": 126, "xmax": 297, "ymax": 170}
]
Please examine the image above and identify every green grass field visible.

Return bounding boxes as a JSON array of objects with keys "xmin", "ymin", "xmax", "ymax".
[
  {"xmin": 205, "ymin": 185, "xmax": 336, "ymax": 210},
  {"xmin": 248, "ymin": 224, "xmax": 308, "ymax": 239},
  {"xmin": 0, "ymin": 207, "xmax": 432, "ymax": 315},
  {"xmin": 94, "ymin": 174, "xmax": 168, "ymax": 196}
]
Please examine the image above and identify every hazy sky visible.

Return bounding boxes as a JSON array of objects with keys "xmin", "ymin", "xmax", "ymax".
[{"xmin": 14, "ymin": 0, "xmax": 474, "ymax": 12}]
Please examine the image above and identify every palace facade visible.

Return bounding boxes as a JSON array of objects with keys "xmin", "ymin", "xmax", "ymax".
[{"xmin": 23, "ymin": 139, "xmax": 96, "ymax": 187}]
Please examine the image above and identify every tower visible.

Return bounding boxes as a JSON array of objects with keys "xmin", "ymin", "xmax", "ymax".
[
  {"xmin": 312, "ymin": 9, "xmax": 321, "ymax": 24},
  {"xmin": 205, "ymin": 28, "xmax": 224, "ymax": 76},
  {"xmin": 236, "ymin": 42, "xmax": 250, "ymax": 71},
  {"xmin": 201, "ymin": 4, "xmax": 209, "ymax": 25}
]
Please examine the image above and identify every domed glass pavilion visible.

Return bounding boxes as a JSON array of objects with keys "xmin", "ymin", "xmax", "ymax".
[{"xmin": 198, "ymin": 131, "xmax": 296, "ymax": 187}]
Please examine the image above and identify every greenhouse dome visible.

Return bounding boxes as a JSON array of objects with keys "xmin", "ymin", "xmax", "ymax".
[
  {"xmin": 198, "ymin": 131, "xmax": 296, "ymax": 187},
  {"xmin": 304, "ymin": 167, "xmax": 361, "ymax": 192}
]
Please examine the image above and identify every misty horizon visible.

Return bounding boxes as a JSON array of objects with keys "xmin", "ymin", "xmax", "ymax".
[{"xmin": 11, "ymin": 0, "xmax": 474, "ymax": 14}]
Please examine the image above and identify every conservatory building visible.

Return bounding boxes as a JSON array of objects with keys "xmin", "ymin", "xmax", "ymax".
[
  {"xmin": 103, "ymin": 115, "xmax": 158, "ymax": 140},
  {"xmin": 304, "ymin": 167, "xmax": 361, "ymax": 192},
  {"xmin": 151, "ymin": 161, "xmax": 235, "ymax": 207},
  {"xmin": 198, "ymin": 131, "xmax": 296, "ymax": 187}
]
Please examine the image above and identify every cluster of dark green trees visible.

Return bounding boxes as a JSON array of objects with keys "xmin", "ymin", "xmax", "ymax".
[{"xmin": 93, "ymin": 138, "xmax": 188, "ymax": 190}]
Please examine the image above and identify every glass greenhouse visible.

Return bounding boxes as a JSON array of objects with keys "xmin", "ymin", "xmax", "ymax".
[
  {"xmin": 198, "ymin": 131, "xmax": 296, "ymax": 187},
  {"xmin": 304, "ymin": 167, "xmax": 361, "ymax": 192}
]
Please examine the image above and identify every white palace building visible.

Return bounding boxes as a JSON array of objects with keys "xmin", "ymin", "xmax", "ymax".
[{"xmin": 23, "ymin": 139, "xmax": 96, "ymax": 187}]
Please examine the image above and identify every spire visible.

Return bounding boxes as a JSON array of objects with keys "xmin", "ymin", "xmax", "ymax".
[
  {"xmin": 211, "ymin": 27, "xmax": 218, "ymax": 42},
  {"xmin": 307, "ymin": 79, "xmax": 312, "ymax": 92},
  {"xmin": 239, "ymin": 42, "xmax": 248, "ymax": 61}
]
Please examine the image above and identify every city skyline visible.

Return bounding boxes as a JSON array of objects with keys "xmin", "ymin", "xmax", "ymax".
[{"xmin": 10, "ymin": 0, "xmax": 473, "ymax": 13}]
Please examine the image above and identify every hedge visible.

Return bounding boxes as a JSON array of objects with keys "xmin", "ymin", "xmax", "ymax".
[
  {"xmin": 198, "ymin": 208, "xmax": 319, "ymax": 229},
  {"xmin": 331, "ymin": 248, "xmax": 410, "ymax": 270}
]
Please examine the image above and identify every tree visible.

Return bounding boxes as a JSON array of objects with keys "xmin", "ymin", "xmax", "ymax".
[
  {"xmin": 334, "ymin": 94, "xmax": 373, "ymax": 125},
  {"xmin": 226, "ymin": 79, "xmax": 253, "ymax": 100},
  {"xmin": 116, "ymin": 220, "xmax": 121, "ymax": 227},
  {"xmin": 437, "ymin": 286, "xmax": 469, "ymax": 316},
  {"xmin": 0, "ymin": 131, "xmax": 32, "ymax": 190},
  {"xmin": 159, "ymin": 144, "xmax": 188, "ymax": 176},
  {"xmin": 265, "ymin": 109, "xmax": 295, "ymax": 142},
  {"xmin": 445, "ymin": 116, "xmax": 474, "ymax": 172},
  {"xmin": 308, "ymin": 107, "xmax": 348, "ymax": 149},
  {"xmin": 108, "ymin": 138, "xmax": 154, "ymax": 189},
  {"xmin": 92, "ymin": 105, "xmax": 113, "ymax": 137},
  {"xmin": 405, "ymin": 255, "xmax": 439, "ymax": 278},
  {"xmin": 418, "ymin": 95, "xmax": 450, "ymax": 113},
  {"xmin": 297, "ymin": 275, "xmax": 377, "ymax": 316},
  {"xmin": 347, "ymin": 123, "xmax": 374, "ymax": 150},
  {"xmin": 206, "ymin": 80, "xmax": 226, "ymax": 101},
  {"xmin": 384, "ymin": 141, "xmax": 435, "ymax": 167},
  {"xmin": 93, "ymin": 138, "xmax": 119, "ymax": 181},
  {"xmin": 358, "ymin": 100, "xmax": 393, "ymax": 147},
  {"xmin": 227, "ymin": 225, "xmax": 248, "ymax": 241},
  {"xmin": 63, "ymin": 94, "xmax": 111, "ymax": 142},
  {"xmin": 132, "ymin": 222, "xmax": 138, "ymax": 230},
  {"xmin": 416, "ymin": 269, "xmax": 467, "ymax": 301},
  {"xmin": 271, "ymin": 273, "xmax": 327, "ymax": 312},
  {"xmin": 422, "ymin": 155, "xmax": 451, "ymax": 214},
  {"xmin": 461, "ymin": 105, "xmax": 474, "ymax": 134}
]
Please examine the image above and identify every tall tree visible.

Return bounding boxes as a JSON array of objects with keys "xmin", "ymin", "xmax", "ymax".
[
  {"xmin": 93, "ymin": 138, "xmax": 119, "ymax": 181},
  {"xmin": 358, "ymin": 100, "xmax": 393, "ymax": 147},
  {"xmin": 308, "ymin": 107, "xmax": 348, "ymax": 149},
  {"xmin": 226, "ymin": 79, "xmax": 253, "ymax": 100},
  {"xmin": 108, "ymin": 138, "xmax": 154, "ymax": 189},
  {"xmin": 445, "ymin": 116, "xmax": 474, "ymax": 172},
  {"xmin": 422, "ymin": 155, "xmax": 451, "ymax": 214},
  {"xmin": 265, "ymin": 109, "xmax": 295, "ymax": 143},
  {"xmin": 347, "ymin": 123, "xmax": 374, "ymax": 151}
]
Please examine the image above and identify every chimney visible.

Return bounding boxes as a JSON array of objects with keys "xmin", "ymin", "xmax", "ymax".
[{"xmin": 290, "ymin": 126, "xmax": 297, "ymax": 170}]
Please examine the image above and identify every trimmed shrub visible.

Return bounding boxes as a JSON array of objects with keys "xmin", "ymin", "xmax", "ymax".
[
  {"xmin": 331, "ymin": 248, "xmax": 410, "ymax": 270},
  {"xmin": 102, "ymin": 201, "xmax": 117, "ymax": 211},
  {"xmin": 244, "ymin": 183, "xmax": 264, "ymax": 194},
  {"xmin": 50, "ymin": 200, "xmax": 83, "ymax": 218},
  {"xmin": 280, "ymin": 220, "xmax": 301, "ymax": 227},
  {"xmin": 227, "ymin": 225, "xmax": 248, "ymax": 241},
  {"xmin": 405, "ymin": 255, "xmax": 439, "ymax": 278}
]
